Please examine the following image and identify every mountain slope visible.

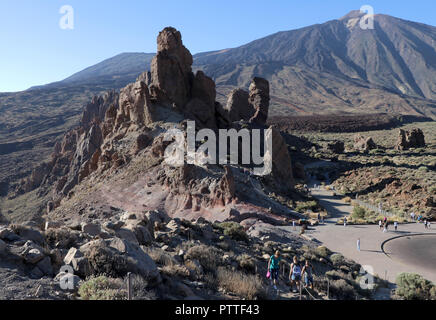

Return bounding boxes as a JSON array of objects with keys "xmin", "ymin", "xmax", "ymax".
[
  {"xmin": 194, "ymin": 11, "xmax": 436, "ymax": 117},
  {"xmin": 1, "ymin": 11, "xmax": 436, "ymax": 198}
]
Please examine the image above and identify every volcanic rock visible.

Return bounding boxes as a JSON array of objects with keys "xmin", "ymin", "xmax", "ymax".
[{"xmin": 396, "ymin": 128, "xmax": 426, "ymax": 150}]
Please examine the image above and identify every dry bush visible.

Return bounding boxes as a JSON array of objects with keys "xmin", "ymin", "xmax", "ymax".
[
  {"xmin": 216, "ymin": 267, "xmax": 268, "ymax": 300},
  {"xmin": 329, "ymin": 279, "xmax": 357, "ymax": 300},
  {"xmin": 45, "ymin": 227, "xmax": 78, "ymax": 248},
  {"xmin": 237, "ymin": 254, "xmax": 256, "ymax": 274},
  {"xmin": 342, "ymin": 197, "xmax": 352, "ymax": 203},
  {"xmin": 330, "ymin": 253, "xmax": 345, "ymax": 266},
  {"xmin": 85, "ymin": 244, "xmax": 127, "ymax": 277},
  {"xmin": 145, "ymin": 247, "xmax": 177, "ymax": 266},
  {"xmin": 161, "ymin": 264, "xmax": 191, "ymax": 278},
  {"xmin": 78, "ymin": 275, "xmax": 126, "ymax": 300},
  {"xmin": 185, "ymin": 245, "xmax": 221, "ymax": 272}
]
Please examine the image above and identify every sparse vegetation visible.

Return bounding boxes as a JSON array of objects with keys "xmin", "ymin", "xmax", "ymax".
[
  {"xmin": 395, "ymin": 273, "xmax": 436, "ymax": 300},
  {"xmin": 216, "ymin": 267, "xmax": 268, "ymax": 300},
  {"xmin": 78, "ymin": 276, "xmax": 126, "ymax": 300}
]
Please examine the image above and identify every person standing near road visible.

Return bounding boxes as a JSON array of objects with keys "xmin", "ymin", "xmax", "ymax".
[
  {"xmin": 343, "ymin": 217, "xmax": 347, "ymax": 227},
  {"xmin": 394, "ymin": 221, "xmax": 398, "ymax": 231},
  {"xmin": 379, "ymin": 220, "xmax": 383, "ymax": 230},
  {"xmin": 357, "ymin": 238, "xmax": 361, "ymax": 252}
]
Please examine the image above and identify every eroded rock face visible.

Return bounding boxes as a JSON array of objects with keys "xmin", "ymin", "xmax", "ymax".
[
  {"xmin": 396, "ymin": 128, "xmax": 426, "ymax": 150},
  {"xmin": 248, "ymin": 77, "xmax": 270, "ymax": 126},
  {"xmin": 353, "ymin": 135, "xmax": 377, "ymax": 152},
  {"xmin": 266, "ymin": 127, "xmax": 295, "ymax": 193},
  {"xmin": 117, "ymin": 80, "xmax": 154, "ymax": 128},
  {"xmin": 149, "ymin": 27, "xmax": 193, "ymax": 108},
  {"xmin": 222, "ymin": 89, "xmax": 252, "ymax": 123},
  {"xmin": 22, "ymin": 27, "xmax": 296, "ymax": 230}
]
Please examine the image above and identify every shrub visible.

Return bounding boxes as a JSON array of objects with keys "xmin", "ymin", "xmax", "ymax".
[
  {"xmin": 329, "ymin": 279, "xmax": 356, "ymax": 300},
  {"xmin": 45, "ymin": 227, "xmax": 78, "ymax": 248},
  {"xmin": 161, "ymin": 264, "xmax": 191, "ymax": 278},
  {"xmin": 216, "ymin": 267, "xmax": 268, "ymax": 300},
  {"xmin": 315, "ymin": 246, "xmax": 331, "ymax": 258},
  {"xmin": 185, "ymin": 245, "xmax": 221, "ymax": 272},
  {"xmin": 330, "ymin": 253, "xmax": 345, "ymax": 266},
  {"xmin": 395, "ymin": 273, "xmax": 436, "ymax": 300},
  {"xmin": 217, "ymin": 222, "xmax": 249, "ymax": 242},
  {"xmin": 295, "ymin": 200, "xmax": 318, "ymax": 213},
  {"xmin": 352, "ymin": 206, "xmax": 366, "ymax": 219},
  {"xmin": 145, "ymin": 247, "xmax": 176, "ymax": 266},
  {"xmin": 78, "ymin": 276, "xmax": 126, "ymax": 300},
  {"xmin": 237, "ymin": 254, "xmax": 256, "ymax": 274},
  {"xmin": 342, "ymin": 197, "xmax": 352, "ymax": 203}
]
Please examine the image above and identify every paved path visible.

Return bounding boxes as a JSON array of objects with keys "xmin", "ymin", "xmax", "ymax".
[{"xmin": 305, "ymin": 182, "xmax": 436, "ymax": 284}]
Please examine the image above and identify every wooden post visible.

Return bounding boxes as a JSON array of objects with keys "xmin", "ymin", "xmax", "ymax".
[
  {"xmin": 299, "ymin": 282, "xmax": 302, "ymax": 300},
  {"xmin": 127, "ymin": 272, "xmax": 132, "ymax": 300}
]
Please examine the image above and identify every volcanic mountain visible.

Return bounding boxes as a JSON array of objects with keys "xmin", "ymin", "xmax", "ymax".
[
  {"xmin": 194, "ymin": 10, "xmax": 436, "ymax": 118},
  {"xmin": 1, "ymin": 11, "xmax": 436, "ymax": 203}
]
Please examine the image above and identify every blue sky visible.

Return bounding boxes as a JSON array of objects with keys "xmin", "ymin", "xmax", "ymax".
[{"xmin": 1, "ymin": 0, "xmax": 435, "ymax": 92}]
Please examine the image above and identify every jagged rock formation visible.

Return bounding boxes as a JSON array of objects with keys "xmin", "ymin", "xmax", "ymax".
[
  {"xmin": 353, "ymin": 135, "xmax": 377, "ymax": 153},
  {"xmin": 217, "ymin": 77, "xmax": 270, "ymax": 127},
  {"xmin": 18, "ymin": 27, "xmax": 296, "ymax": 227},
  {"xmin": 396, "ymin": 128, "xmax": 426, "ymax": 150}
]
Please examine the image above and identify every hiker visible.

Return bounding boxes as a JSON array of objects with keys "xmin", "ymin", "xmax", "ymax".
[
  {"xmin": 267, "ymin": 250, "xmax": 282, "ymax": 290},
  {"xmin": 357, "ymin": 238, "xmax": 361, "ymax": 252},
  {"xmin": 302, "ymin": 260, "xmax": 315, "ymax": 290},
  {"xmin": 428, "ymin": 222, "xmax": 431, "ymax": 229},
  {"xmin": 394, "ymin": 221, "xmax": 398, "ymax": 231},
  {"xmin": 289, "ymin": 256, "xmax": 302, "ymax": 293},
  {"xmin": 424, "ymin": 220, "xmax": 428, "ymax": 229},
  {"xmin": 343, "ymin": 217, "xmax": 347, "ymax": 227},
  {"xmin": 379, "ymin": 220, "xmax": 383, "ymax": 230}
]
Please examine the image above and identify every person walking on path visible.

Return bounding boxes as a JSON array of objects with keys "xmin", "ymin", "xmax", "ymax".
[
  {"xmin": 302, "ymin": 260, "xmax": 315, "ymax": 290},
  {"xmin": 379, "ymin": 220, "xmax": 383, "ymax": 230},
  {"xmin": 267, "ymin": 250, "xmax": 282, "ymax": 290},
  {"xmin": 357, "ymin": 238, "xmax": 361, "ymax": 252},
  {"xmin": 394, "ymin": 221, "xmax": 398, "ymax": 231},
  {"xmin": 343, "ymin": 217, "xmax": 347, "ymax": 227},
  {"xmin": 289, "ymin": 256, "xmax": 302, "ymax": 293}
]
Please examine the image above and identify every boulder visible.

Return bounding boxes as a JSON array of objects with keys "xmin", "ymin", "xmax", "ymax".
[
  {"xmin": 36, "ymin": 256, "xmax": 53, "ymax": 276},
  {"xmin": 82, "ymin": 238, "xmax": 160, "ymax": 281},
  {"xmin": 63, "ymin": 247, "xmax": 83, "ymax": 265},
  {"xmin": 81, "ymin": 222, "xmax": 101, "ymax": 237},
  {"xmin": 353, "ymin": 135, "xmax": 377, "ymax": 152},
  {"xmin": 396, "ymin": 128, "xmax": 426, "ymax": 150}
]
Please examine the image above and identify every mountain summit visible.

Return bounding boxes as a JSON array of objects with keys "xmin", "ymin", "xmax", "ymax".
[{"xmin": 194, "ymin": 11, "xmax": 436, "ymax": 117}]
